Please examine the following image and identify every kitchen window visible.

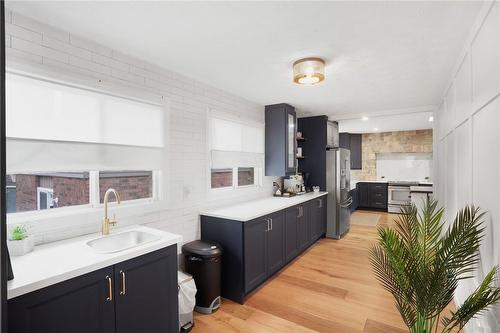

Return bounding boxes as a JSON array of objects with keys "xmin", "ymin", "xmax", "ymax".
[
  {"xmin": 6, "ymin": 172, "xmax": 90, "ymax": 214},
  {"xmin": 209, "ymin": 167, "xmax": 258, "ymax": 189},
  {"xmin": 5, "ymin": 72, "xmax": 165, "ymax": 228},
  {"xmin": 210, "ymin": 168, "xmax": 233, "ymax": 189},
  {"xmin": 208, "ymin": 111, "xmax": 264, "ymax": 191},
  {"xmin": 99, "ymin": 171, "xmax": 153, "ymax": 203},
  {"xmin": 6, "ymin": 171, "xmax": 156, "ymax": 216},
  {"xmin": 238, "ymin": 167, "xmax": 255, "ymax": 186}
]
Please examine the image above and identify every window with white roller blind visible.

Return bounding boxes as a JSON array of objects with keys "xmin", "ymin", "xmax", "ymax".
[
  {"xmin": 5, "ymin": 73, "xmax": 164, "ymax": 217},
  {"xmin": 209, "ymin": 113, "xmax": 264, "ymax": 189}
]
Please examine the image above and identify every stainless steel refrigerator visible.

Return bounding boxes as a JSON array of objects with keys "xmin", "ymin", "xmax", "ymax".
[{"xmin": 326, "ymin": 148, "xmax": 352, "ymax": 239}]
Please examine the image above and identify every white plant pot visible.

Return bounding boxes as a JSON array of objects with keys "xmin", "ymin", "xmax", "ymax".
[{"xmin": 8, "ymin": 236, "xmax": 35, "ymax": 256}]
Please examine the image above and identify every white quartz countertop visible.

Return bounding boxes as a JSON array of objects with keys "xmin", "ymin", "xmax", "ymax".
[
  {"xmin": 200, "ymin": 192, "xmax": 328, "ymax": 222},
  {"xmin": 7, "ymin": 225, "xmax": 182, "ymax": 300}
]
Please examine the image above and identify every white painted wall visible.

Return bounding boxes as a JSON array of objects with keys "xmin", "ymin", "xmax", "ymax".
[
  {"xmin": 3, "ymin": 8, "xmax": 275, "ymax": 246},
  {"xmin": 435, "ymin": 1, "xmax": 500, "ymax": 331}
]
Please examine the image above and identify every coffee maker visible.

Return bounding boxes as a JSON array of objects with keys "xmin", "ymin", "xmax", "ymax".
[{"xmin": 284, "ymin": 174, "xmax": 305, "ymax": 194}]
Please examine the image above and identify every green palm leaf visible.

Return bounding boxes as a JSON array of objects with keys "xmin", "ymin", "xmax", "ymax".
[{"xmin": 370, "ymin": 198, "xmax": 500, "ymax": 333}]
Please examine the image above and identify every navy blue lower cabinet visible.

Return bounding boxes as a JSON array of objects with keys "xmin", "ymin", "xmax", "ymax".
[
  {"xmin": 200, "ymin": 195, "xmax": 327, "ymax": 304},
  {"xmin": 297, "ymin": 203, "xmax": 310, "ymax": 252},
  {"xmin": 307, "ymin": 197, "xmax": 326, "ymax": 243},
  {"xmin": 8, "ymin": 245, "xmax": 178, "ymax": 333},
  {"xmin": 8, "ymin": 267, "xmax": 116, "ymax": 333},
  {"xmin": 284, "ymin": 206, "xmax": 300, "ymax": 262},
  {"xmin": 114, "ymin": 245, "xmax": 178, "ymax": 333},
  {"xmin": 266, "ymin": 211, "xmax": 285, "ymax": 275},
  {"xmin": 244, "ymin": 217, "xmax": 268, "ymax": 293}
]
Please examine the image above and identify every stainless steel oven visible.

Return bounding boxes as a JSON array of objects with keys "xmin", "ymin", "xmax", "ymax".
[{"xmin": 387, "ymin": 181, "xmax": 418, "ymax": 213}]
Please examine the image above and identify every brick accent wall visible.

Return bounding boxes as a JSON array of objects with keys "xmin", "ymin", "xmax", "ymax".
[
  {"xmin": 99, "ymin": 175, "xmax": 152, "ymax": 202},
  {"xmin": 354, "ymin": 129, "xmax": 433, "ymax": 181},
  {"xmin": 211, "ymin": 169, "xmax": 233, "ymax": 188},
  {"xmin": 15, "ymin": 175, "xmax": 38, "ymax": 212},
  {"xmin": 53, "ymin": 177, "xmax": 89, "ymax": 207}
]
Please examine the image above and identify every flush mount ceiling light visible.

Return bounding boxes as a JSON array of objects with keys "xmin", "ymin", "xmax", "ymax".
[{"xmin": 293, "ymin": 57, "xmax": 325, "ymax": 85}]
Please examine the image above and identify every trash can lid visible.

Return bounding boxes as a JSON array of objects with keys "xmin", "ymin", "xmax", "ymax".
[{"xmin": 182, "ymin": 240, "xmax": 222, "ymax": 258}]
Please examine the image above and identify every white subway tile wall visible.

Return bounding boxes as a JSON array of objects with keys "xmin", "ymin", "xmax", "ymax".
[{"xmin": 4, "ymin": 9, "xmax": 274, "ymax": 246}]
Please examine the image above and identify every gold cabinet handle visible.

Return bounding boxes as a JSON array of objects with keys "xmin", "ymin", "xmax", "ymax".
[
  {"xmin": 106, "ymin": 275, "xmax": 113, "ymax": 301},
  {"xmin": 120, "ymin": 270, "xmax": 126, "ymax": 296}
]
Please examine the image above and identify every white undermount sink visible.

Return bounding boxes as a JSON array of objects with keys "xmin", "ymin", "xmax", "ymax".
[{"xmin": 86, "ymin": 230, "xmax": 160, "ymax": 254}]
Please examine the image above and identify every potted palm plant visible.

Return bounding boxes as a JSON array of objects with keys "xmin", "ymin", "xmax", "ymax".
[{"xmin": 370, "ymin": 199, "xmax": 500, "ymax": 333}]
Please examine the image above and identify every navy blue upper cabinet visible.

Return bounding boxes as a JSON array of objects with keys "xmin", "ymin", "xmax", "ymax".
[
  {"xmin": 339, "ymin": 132, "xmax": 362, "ymax": 170},
  {"xmin": 265, "ymin": 103, "xmax": 296, "ymax": 176}
]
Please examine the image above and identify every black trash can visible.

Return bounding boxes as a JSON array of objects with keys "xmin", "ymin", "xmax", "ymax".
[{"xmin": 182, "ymin": 240, "xmax": 222, "ymax": 314}]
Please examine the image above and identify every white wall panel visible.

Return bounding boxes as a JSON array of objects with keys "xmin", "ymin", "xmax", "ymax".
[
  {"xmin": 444, "ymin": 83, "xmax": 456, "ymax": 134},
  {"xmin": 454, "ymin": 54, "xmax": 472, "ymax": 125},
  {"xmin": 471, "ymin": 2, "xmax": 500, "ymax": 109},
  {"xmin": 472, "ymin": 98, "xmax": 500, "ymax": 277},
  {"xmin": 445, "ymin": 132, "xmax": 457, "ymax": 222},
  {"xmin": 455, "ymin": 120, "xmax": 472, "ymax": 209}
]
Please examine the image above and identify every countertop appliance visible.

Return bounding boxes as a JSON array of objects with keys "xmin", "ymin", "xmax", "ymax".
[
  {"xmin": 284, "ymin": 174, "xmax": 305, "ymax": 194},
  {"xmin": 326, "ymin": 148, "xmax": 351, "ymax": 239},
  {"xmin": 387, "ymin": 181, "xmax": 419, "ymax": 213}
]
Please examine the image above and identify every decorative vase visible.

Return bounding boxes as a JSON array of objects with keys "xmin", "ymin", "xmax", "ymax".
[{"xmin": 8, "ymin": 235, "xmax": 35, "ymax": 256}]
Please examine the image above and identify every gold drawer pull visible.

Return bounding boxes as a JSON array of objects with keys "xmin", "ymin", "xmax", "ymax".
[
  {"xmin": 120, "ymin": 271, "xmax": 126, "ymax": 296},
  {"xmin": 106, "ymin": 276, "xmax": 113, "ymax": 301}
]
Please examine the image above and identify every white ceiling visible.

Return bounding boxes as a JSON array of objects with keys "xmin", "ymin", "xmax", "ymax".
[
  {"xmin": 8, "ymin": 1, "xmax": 481, "ymax": 120},
  {"xmin": 338, "ymin": 112, "xmax": 434, "ymax": 134}
]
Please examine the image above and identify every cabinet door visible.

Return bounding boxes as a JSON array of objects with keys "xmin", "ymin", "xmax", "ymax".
[
  {"xmin": 267, "ymin": 211, "xmax": 285, "ymax": 275},
  {"xmin": 285, "ymin": 109, "xmax": 297, "ymax": 175},
  {"xmin": 244, "ymin": 218, "xmax": 268, "ymax": 293},
  {"xmin": 285, "ymin": 206, "xmax": 299, "ymax": 262},
  {"xmin": 339, "ymin": 133, "xmax": 350, "ymax": 149},
  {"xmin": 114, "ymin": 245, "xmax": 178, "ymax": 333},
  {"xmin": 297, "ymin": 204, "xmax": 309, "ymax": 252},
  {"xmin": 317, "ymin": 197, "xmax": 327, "ymax": 236},
  {"xmin": 308, "ymin": 199, "xmax": 320, "ymax": 242},
  {"xmin": 8, "ymin": 267, "xmax": 115, "ymax": 333},
  {"xmin": 358, "ymin": 183, "xmax": 370, "ymax": 207},
  {"xmin": 350, "ymin": 134, "xmax": 362, "ymax": 170}
]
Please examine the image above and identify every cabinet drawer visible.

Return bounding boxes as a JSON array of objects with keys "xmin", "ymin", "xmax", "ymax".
[
  {"xmin": 371, "ymin": 201, "xmax": 387, "ymax": 209},
  {"xmin": 370, "ymin": 183, "xmax": 387, "ymax": 193}
]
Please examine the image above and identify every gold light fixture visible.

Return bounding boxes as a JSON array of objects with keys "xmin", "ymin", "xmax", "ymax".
[{"xmin": 293, "ymin": 57, "xmax": 325, "ymax": 85}]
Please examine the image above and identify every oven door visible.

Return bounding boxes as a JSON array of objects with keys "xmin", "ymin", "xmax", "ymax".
[{"xmin": 388, "ymin": 186, "xmax": 411, "ymax": 205}]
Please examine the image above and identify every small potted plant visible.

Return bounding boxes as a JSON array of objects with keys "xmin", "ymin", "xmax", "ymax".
[{"xmin": 7, "ymin": 225, "xmax": 34, "ymax": 256}]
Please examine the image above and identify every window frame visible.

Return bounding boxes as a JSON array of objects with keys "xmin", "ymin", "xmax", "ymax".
[
  {"xmin": 207, "ymin": 109, "xmax": 264, "ymax": 194},
  {"xmin": 6, "ymin": 170, "xmax": 161, "ymax": 225}
]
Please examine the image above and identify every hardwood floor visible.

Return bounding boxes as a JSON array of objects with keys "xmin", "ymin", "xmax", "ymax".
[{"xmin": 192, "ymin": 211, "xmax": 454, "ymax": 333}]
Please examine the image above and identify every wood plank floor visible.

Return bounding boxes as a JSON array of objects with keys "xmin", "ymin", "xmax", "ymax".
[{"xmin": 192, "ymin": 211, "xmax": 455, "ymax": 333}]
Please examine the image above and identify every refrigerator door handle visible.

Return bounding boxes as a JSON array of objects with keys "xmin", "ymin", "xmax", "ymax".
[{"xmin": 340, "ymin": 197, "xmax": 353, "ymax": 208}]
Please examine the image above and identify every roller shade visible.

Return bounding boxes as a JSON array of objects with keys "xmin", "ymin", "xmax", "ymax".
[
  {"xmin": 7, "ymin": 139, "xmax": 163, "ymax": 173},
  {"xmin": 211, "ymin": 150, "xmax": 264, "ymax": 169},
  {"xmin": 210, "ymin": 116, "xmax": 264, "ymax": 153},
  {"xmin": 6, "ymin": 73, "xmax": 164, "ymax": 148},
  {"xmin": 5, "ymin": 73, "xmax": 165, "ymax": 173}
]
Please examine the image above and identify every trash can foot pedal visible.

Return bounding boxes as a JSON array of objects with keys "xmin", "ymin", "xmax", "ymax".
[{"xmin": 180, "ymin": 322, "xmax": 194, "ymax": 332}]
